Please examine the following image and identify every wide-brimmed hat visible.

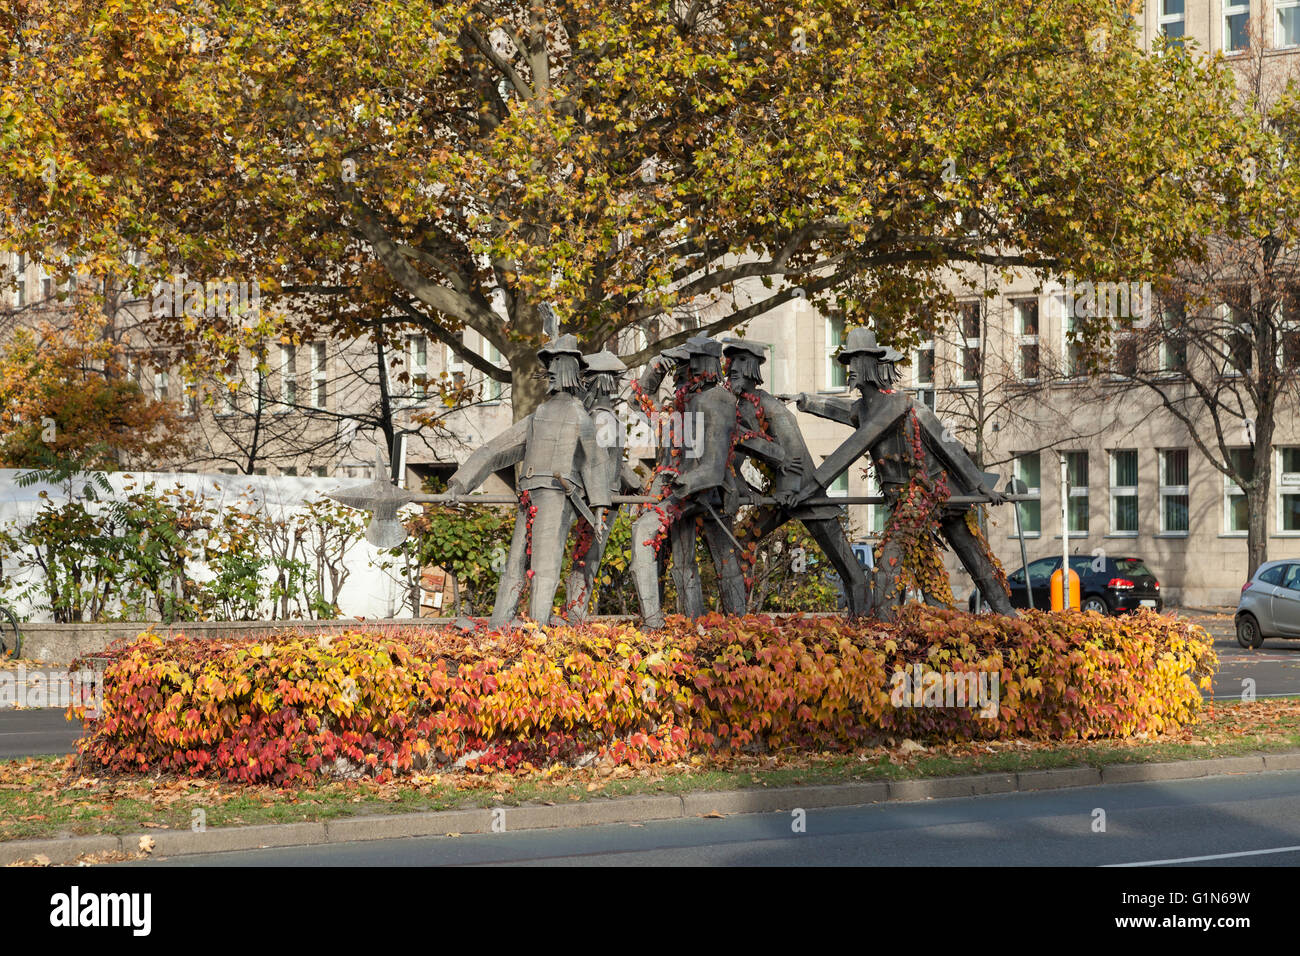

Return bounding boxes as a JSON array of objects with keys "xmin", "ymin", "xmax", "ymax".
[
  {"xmin": 683, "ymin": 334, "xmax": 722, "ymax": 358},
  {"xmin": 537, "ymin": 333, "xmax": 585, "ymax": 365},
  {"xmin": 582, "ymin": 350, "xmax": 627, "ymax": 373},
  {"xmin": 721, "ymin": 338, "xmax": 767, "ymax": 364},
  {"xmin": 837, "ymin": 327, "xmax": 889, "ymax": 364}
]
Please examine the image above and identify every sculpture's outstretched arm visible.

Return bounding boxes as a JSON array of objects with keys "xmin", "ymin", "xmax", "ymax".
[
  {"xmin": 807, "ymin": 400, "xmax": 909, "ymax": 492},
  {"xmin": 448, "ymin": 417, "xmax": 530, "ymax": 494},
  {"xmin": 795, "ymin": 392, "xmax": 857, "ymax": 426}
]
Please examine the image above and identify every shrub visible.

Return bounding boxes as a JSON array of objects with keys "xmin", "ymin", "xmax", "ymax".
[{"xmin": 73, "ymin": 607, "xmax": 1216, "ymax": 785}]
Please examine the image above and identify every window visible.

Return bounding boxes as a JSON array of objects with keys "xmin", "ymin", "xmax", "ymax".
[
  {"xmin": 280, "ymin": 343, "xmax": 297, "ymax": 406},
  {"xmin": 13, "ymin": 254, "xmax": 25, "ymax": 307},
  {"xmin": 407, "ymin": 335, "xmax": 428, "ymax": 399},
  {"xmin": 959, "ymin": 301, "xmax": 981, "ymax": 384},
  {"xmin": 1015, "ymin": 453, "xmax": 1041, "ymax": 535},
  {"xmin": 1258, "ymin": 563, "xmax": 1286, "ymax": 585},
  {"xmin": 913, "ymin": 339, "xmax": 935, "ymax": 410},
  {"xmin": 1279, "ymin": 447, "xmax": 1300, "ymax": 532},
  {"xmin": 153, "ymin": 364, "xmax": 169, "ymax": 402},
  {"xmin": 913, "ymin": 341, "xmax": 935, "ymax": 387},
  {"xmin": 1110, "ymin": 450, "xmax": 1139, "ymax": 534},
  {"xmin": 1281, "ymin": 287, "xmax": 1300, "ymax": 369},
  {"xmin": 182, "ymin": 380, "xmax": 198, "ymax": 418},
  {"xmin": 1225, "ymin": 447, "xmax": 1253, "ymax": 534},
  {"xmin": 1114, "ymin": 335, "xmax": 1138, "ymax": 377},
  {"xmin": 825, "ymin": 316, "xmax": 847, "ymax": 390},
  {"xmin": 310, "ymin": 343, "xmax": 327, "ymax": 409},
  {"xmin": 218, "ymin": 383, "xmax": 237, "ymax": 417},
  {"xmin": 1161, "ymin": 334, "xmax": 1188, "ymax": 374},
  {"xmin": 1223, "ymin": 291, "xmax": 1252, "ymax": 375},
  {"xmin": 1159, "ymin": 0, "xmax": 1186, "ymax": 44},
  {"xmin": 1063, "ymin": 302, "xmax": 1086, "ymax": 378},
  {"xmin": 1280, "ymin": 0, "xmax": 1300, "ymax": 47},
  {"xmin": 1014, "ymin": 298, "xmax": 1040, "ymax": 381},
  {"xmin": 1158, "ymin": 299, "xmax": 1188, "ymax": 373},
  {"xmin": 1224, "ymin": 0, "xmax": 1249, "ymax": 52},
  {"xmin": 1160, "ymin": 448, "xmax": 1190, "ymax": 534},
  {"xmin": 1066, "ymin": 451, "xmax": 1089, "ymax": 535},
  {"xmin": 39, "ymin": 262, "xmax": 51, "ymax": 301},
  {"xmin": 311, "ymin": 466, "xmax": 328, "ymax": 478}
]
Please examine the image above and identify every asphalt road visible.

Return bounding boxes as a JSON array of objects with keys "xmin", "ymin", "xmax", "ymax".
[
  {"xmin": 133, "ymin": 770, "xmax": 1300, "ymax": 866},
  {"xmin": 1174, "ymin": 608, "xmax": 1300, "ymax": 701},
  {"xmin": 0, "ymin": 707, "xmax": 82, "ymax": 758},
  {"xmin": 0, "ymin": 609, "xmax": 1296, "ymax": 759}
]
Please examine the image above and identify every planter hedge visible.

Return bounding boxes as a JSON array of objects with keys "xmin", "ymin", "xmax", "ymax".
[{"xmin": 73, "ymin": 607, "xmax": 1217, "ymax": 785}]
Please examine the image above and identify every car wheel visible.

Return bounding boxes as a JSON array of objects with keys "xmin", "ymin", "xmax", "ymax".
[
  {"xmin": 1236, "ymin": 614, "xmax": 1265, "ymax": 650},
  {"xmin": 1081, "ymin": 595, "xmax": 1109, "ymax": 615}
]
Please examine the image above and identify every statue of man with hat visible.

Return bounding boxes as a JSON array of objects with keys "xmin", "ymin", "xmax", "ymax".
[
  {"xmin": 564, "ymin": 349, "xmax": 643, "ymax": 621},
  {"xmin": 791, "ymin": 327, "xmax": 1015, "ymax": 617},
  {"xmin": 629, "ymin": 334, "xmax": 784, "ymax": 628},
  {"xmin": 445, "ymin": 334, "xmax": 611, "ymax": 627},
  {"xmin": 722, "ymin": 338, "xmax": 871, "ymax": 617}
]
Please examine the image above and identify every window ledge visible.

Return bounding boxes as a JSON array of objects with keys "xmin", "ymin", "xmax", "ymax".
[
  {"xmin": 1271, "ymin": 532, "xmax": 1300, "ymax": 538},
  {"xmin": 1219, "ymin": 533, "xmax": 1248, "ymax": 538},
  {"xmin": 1010, "ymin": 532, "xmax": 1042, "ymax": 539},
  {"xmin": 1104, "ymin": 532, "xmax": 1139, "ymax": 538},
  {"xmin": 1154, "ymin": 532, "xmax": 1190, "ymax": 538}
]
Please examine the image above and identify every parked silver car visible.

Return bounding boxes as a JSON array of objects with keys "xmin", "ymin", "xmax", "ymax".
[{"xmin": 1235, "ymin": 560, "xmax": 1300, "ymax": 648}]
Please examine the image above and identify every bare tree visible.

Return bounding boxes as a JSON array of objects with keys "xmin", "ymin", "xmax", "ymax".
[{"xmin": 1094, "ymin": 32, "xmax": 1300, "ymax": 577}]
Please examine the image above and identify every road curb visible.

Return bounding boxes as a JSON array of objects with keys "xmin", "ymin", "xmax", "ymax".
[{"xmin": 4, "ymin": 749, "xmax": 1299, "ymax": 865}]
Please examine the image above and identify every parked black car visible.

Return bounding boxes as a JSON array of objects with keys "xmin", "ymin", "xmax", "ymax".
[{"xmin": 968, "ymin": 555, "xmax": 1163, "ymax": 615}]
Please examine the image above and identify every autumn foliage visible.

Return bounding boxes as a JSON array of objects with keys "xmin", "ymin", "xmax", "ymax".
[{"xmin": 72, "ymin": 608, "xmax": 1217, "ymax": 785}]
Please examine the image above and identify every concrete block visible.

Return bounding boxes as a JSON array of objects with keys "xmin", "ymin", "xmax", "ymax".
[
  {"xmin": 889, "ymin": 773, "xmax": 1017, "ymax": 801},
  {"xmin": 1016, "ymin": 767, "xmax": 1102, "ymax": 791},
  {"xmin": 681, "ymin": 782, "xmax": 889, "ymax": 817},
  {"xmin": 1263, "ymin": 751, "xmax": 1300, "ymax": 772},
  {"xmin": 499, "ymin": 795, "xmax": 684, "ymax": 831},
  {"xmin": 0, "ymin": 835, "xmax": 122, "ymax": 866},
  {"xmin": 149, "ymin": 821, "xmax": 327, "ymax": 857},
  {"xmin": 326, "ymin": 809, "xmax": 492, "ymax": 843},
  {"xmin": 1100, "ymin": 761, "xmax": 1207, "ymax": 784}
]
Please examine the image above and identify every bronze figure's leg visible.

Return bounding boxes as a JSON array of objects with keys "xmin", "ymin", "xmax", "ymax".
[
  {"xmin": 700, "ymin": 517, "xmax": 746, "ymax": 615},
  {"xmin": 488, "ymin": 500, "xmax": 532, "ymax": 627},
  {"xmin": 631, "ymin": 506, "xmax": 669, "ymax": 628},
  {"xmin": 939, "ymin": 511, "xmax": 1018, "ymax": 618},
  {"xmin": 671, "ymin": 513, "xmax": 706, "ymax": 618},
  {"xmin": 523, "ymin": 488, "xmax": 576, "ymax": 625}
]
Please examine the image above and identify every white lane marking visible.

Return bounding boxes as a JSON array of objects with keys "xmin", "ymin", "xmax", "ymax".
[{"xmin": 1105, "ymin": 845, "xmax": 1300, "ymax": 867}]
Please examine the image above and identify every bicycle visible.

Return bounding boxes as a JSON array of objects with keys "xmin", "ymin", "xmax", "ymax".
[{"xmin": 0, "ymin": 605, "xmax": 19, "ymax": 660}]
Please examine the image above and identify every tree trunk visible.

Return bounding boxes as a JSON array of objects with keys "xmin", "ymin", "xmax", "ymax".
[
  {"xmin": 1246, "ymin": 432, "xmax": 1274, "ymax": 580},
  {"xmin": 510, "ymin": 354, "xmax": 544, "ymax": 421}
]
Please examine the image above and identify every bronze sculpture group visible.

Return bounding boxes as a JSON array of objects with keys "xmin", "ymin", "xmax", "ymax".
[{"xmin": 335, "ymin": 327, "xmax": 1017, "ymax": 628}]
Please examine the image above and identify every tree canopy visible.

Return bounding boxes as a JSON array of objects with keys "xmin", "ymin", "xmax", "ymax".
[{"xmin": 0, "ymin": 0, "xmax": 1249, "ymax": 415}]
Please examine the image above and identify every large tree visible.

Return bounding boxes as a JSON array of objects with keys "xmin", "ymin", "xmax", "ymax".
[{"xmin": 1, "ymin": 0, "xmax": 1247, "ymax": 418}]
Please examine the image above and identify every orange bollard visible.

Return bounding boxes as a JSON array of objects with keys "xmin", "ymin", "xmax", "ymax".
[{"xmin": 1050, "ymin": 568, "xmax": 1080, "ymax": 611}]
